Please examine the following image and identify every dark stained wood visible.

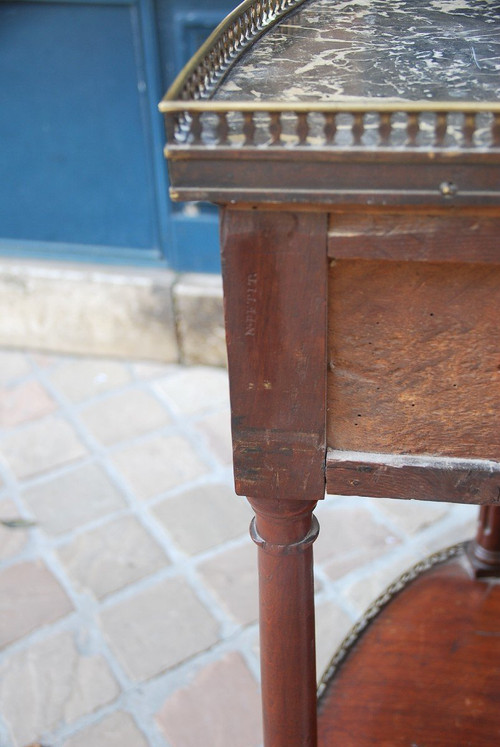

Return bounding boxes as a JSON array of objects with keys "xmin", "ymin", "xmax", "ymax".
[
  {"xmin": 249, "ymin": 497, "xmax": 319, "ymax": 747},
  {"xmin": 327, "ymin": 259, "xmax": 500, "ymax": 460},
  {"xmin": 168, "ymin": 148, "xmax": 500, "ymax": 207},
  {"xmin": 328, "ymin": 211, "xmax": 500, "ymax": 264},
  {"xmin": 163, "ymin": 2, "xmax": 500, "ymax": 745},
  {"xmin": 326, "ymin": 450, "xmax": 500, "ymax": 504},
  {"xmin": 318, "ymin": 552, "xmax": 500, "ymax": 746},
  {"xmin": 221, "ymin": 207, "xmax": 327, "ymax": 746},
  {"xmin": 221, "ymin": 207, "xmax": 328, "ymax": 501},
  {"xmin": 467, "ymin": 506, "xmax": 500, "ymax": 577}
]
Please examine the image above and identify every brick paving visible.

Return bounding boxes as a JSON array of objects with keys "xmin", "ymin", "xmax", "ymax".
[{"xmin": 0, "ymin": 348, "xmax": 477, "ymax": 746}]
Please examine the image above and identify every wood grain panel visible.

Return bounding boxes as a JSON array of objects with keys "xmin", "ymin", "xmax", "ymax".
[
  {"xmin": 326, "ymin": 450, "xmax": 500, "ymax": 504},
  {"xmin": 221, "ymin": 208, "xmax": 328, "ymax": 501},
  {"xmin": 327, "ymin": 260, "xmax": 500, "ymax": 460},
  {"xmin": 168, "ymin": 148, "xmax": 500, "ymax": 207},
  {"xmin": 328, "ymin": 212, "xmax": 500, "ymax": 264}
]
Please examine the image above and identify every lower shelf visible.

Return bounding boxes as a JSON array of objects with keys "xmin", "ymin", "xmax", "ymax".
[{"xmin": 318, "ymin": 543, "xmax": 500, "ymax": 746}]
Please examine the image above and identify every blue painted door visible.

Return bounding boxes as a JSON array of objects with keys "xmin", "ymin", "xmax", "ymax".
[{"xmin": 0, "ymin": 0, "xmax": 235, "ymax": 272}]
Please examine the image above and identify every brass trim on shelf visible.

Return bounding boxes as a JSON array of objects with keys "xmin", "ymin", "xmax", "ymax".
[{"xmin": 160, "ymin": 99, "xmax": 500, "ymax": 114}]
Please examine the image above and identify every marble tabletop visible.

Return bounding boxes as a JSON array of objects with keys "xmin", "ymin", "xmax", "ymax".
[
  {"xmin": 162, "ymin": 0, "xmax": 500, "ymax": 206},
  {"xmin": 213, "ymin": 0, "xmax": 500, "ymax": 104}
]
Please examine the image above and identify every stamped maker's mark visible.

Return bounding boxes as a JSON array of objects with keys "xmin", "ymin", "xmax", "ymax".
[{"xmin": 245, "ymin": 273, "xmax": 258, "ymax": 336}]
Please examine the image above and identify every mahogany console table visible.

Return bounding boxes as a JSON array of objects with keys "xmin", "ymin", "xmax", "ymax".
[{"xmin": 161, "ymin": 1, "xmax": 500, "ymax": 744}]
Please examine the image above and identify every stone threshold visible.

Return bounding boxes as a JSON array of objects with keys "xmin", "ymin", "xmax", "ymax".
[{"xmin": 0, "ymin": 258, "xmax": 226, "ymax": 367}]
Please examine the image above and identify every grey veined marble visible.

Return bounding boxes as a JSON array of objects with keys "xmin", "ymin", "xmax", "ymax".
[{"xmin": 213, "ymin": 0, "xmax": 500, "ymax": 103}]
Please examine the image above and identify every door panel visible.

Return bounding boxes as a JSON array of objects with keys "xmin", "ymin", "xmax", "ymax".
[
  {"xmin": 0, "ymin": 1, "xmax": 162, "ymax": 263},
  {"xmin": 0, "ymin": 0, "xmax": 235, "ymax": 269}
]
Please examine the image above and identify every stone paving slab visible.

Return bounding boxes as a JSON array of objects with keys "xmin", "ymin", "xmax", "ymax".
[
  {"xmin": 100, "ymin": 575, "xmax": 221, "ymax": 682},
  {"xmin": 79, "ymin": 390, "xmax": 172, "ymax": 447},
  {"xmin": 156, "ymin": 653, "xmax": 262, "ymax": 747},
  {"xmin": 0, "ymin": 630, "xmax": 120, "ymax": 747},
  {"xmin": 111, "ymin": 434, "xmax": 211, "ymax": 501},
  {"xmin": 63, "ymin": 712, "xmax": 149, "ymax": 747},
  {"xmin": 152, "ymin": 484, "xmax": 252, "ymax": 556},
  {"xmin": 57, "ymin": 515, "xmax": 169, "ymax": 600},
  {"xmin": 0, "ymin": 379, "xmax": 56, "ymax": 428},
  {"xmin": 198, "ymin": 543, "xmax": 259, "ymax": 627},
  {"xmin": 0, "ymin": 560, "xmax": 73, "ymax": 648},
  {"xmin": 0, "ymin": 348, "xmax": 478, "ymax": 747},
  {"xmin": 1, "ymin": 415, "xmax": 88, "ymax": 480},
  {"xmin": 0, "ymin": 499, "xmax": 29, "ymax": 560},
  {"xmin": 22, "ymin": 463, "xmax": 127, "ymax": 536}
]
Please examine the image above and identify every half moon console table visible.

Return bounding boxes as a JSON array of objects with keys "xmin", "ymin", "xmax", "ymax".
[{"xmin": 160, "ymin": 1, "xmax": 500, "ymax": 744}]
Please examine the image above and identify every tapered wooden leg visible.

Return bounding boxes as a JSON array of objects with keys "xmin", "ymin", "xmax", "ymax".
[
  {"xmin": 248, "ymin": 497, "xmax": 319, "ymax": 747},
  {"xmin": 467, "ymin": 505, "xmax": 500, "ymax": 577}
]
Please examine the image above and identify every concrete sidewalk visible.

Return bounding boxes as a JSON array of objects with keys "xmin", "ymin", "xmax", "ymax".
[{"xmin": 0, "ymin": 348, "xmax": 477, "ymax": 747}]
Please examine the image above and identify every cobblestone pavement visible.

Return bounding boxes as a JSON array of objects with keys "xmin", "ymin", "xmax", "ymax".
[{"xmin": 0, "ymin": 348, "xmax": 478, "ymax": 747}]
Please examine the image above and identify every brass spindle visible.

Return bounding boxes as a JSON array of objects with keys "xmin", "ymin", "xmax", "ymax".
[
  {"xmin": 230, "ymin": 24, "xmax": 238, "ymax": 51},
  {"xmin": 243, "ymin": 111, "xmax": 256, "ymax": 146},
  {"xmin": 352, "ymin": 112, "xmax": 364, "ymax": 146},
  {"xmin": 207, "ymin": 51, "xmax": 216, "ymax": 82},
  {"xmin": 242, "ymin": 11, "xmax": 251, "ymax": 39},
  {"xmin": 406, "ymin": 112, "xmax": 419, "ymax": 146},
  {"xmin": 217, "ymin": 112, "xmax": 229, "ymax": 145},
  {"xmin": 463, "ymin": 112, "xmax": 476, "ymax": 147},
  {"xmin": 249, "ymin": 7, "xmax": 257, "ymax": 33},
  {"xmin": 190, "ymin": 111, "xmax": 203, "ymax": 145},
  {"xmin": 492, "ymin": 113, "xmax": 500, "ymax": 147},
  {"xmin": 188, "ymin": 72, "xmax": 199, "ymax": 100},
  {"xmin": 233, "ymin": 21, "xmax": 242, "ymax": 49},
  {"xmin": 435, "ymin": 112, "xmax": 448, "ymax": 146},
  {"xmin": 323, "ymin": 112, "xmax": 337, "ymax": 145},
  {"xmin": 251, "ymin": 6, "xmax": 259, "ymax": 33},
  {"xmin": 378, "ymin": 112, "xmax": 392, "ymax": 146},
  {"xmin": 197, "ymin": 64, "xmax": 207, "ymax": 95},
  {"xmin": 218, "ymin": 41, "xmax": 226, "ymax": 68},
  {"xmin": 223, "ymin": 33, "xmax": 232, "ymax": 62},
  {"xmin": 214, "ymin": 40, "xmax": 222, "ymax": 66},
  {"xmin": 269, "ymin": 112, "xmax": 283, "ymax": 145},
  {"xmin": 296, "ymin": 112, "xmax": 309, "ymax": 145},
  {"xmin": 164, "ymin": 113, "xmax": 177, "ymax": 144}
]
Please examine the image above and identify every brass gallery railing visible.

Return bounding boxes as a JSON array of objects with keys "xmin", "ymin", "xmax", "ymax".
[
  {"xmin": 161, "ymin": 101, "xmax": 500, "ymax": 150},
  {"xmin": 164, "ymin": 0, "xmax": 310, "ymax": 104},
  {"xmin": 160, "ymin": 0, "xmax": 500, "ymax": 152}
]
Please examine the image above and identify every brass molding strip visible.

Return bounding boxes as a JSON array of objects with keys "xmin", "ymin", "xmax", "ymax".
[{"xmin": 161, "ymin": 99, "xmax": 500, "ymax": 114}]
